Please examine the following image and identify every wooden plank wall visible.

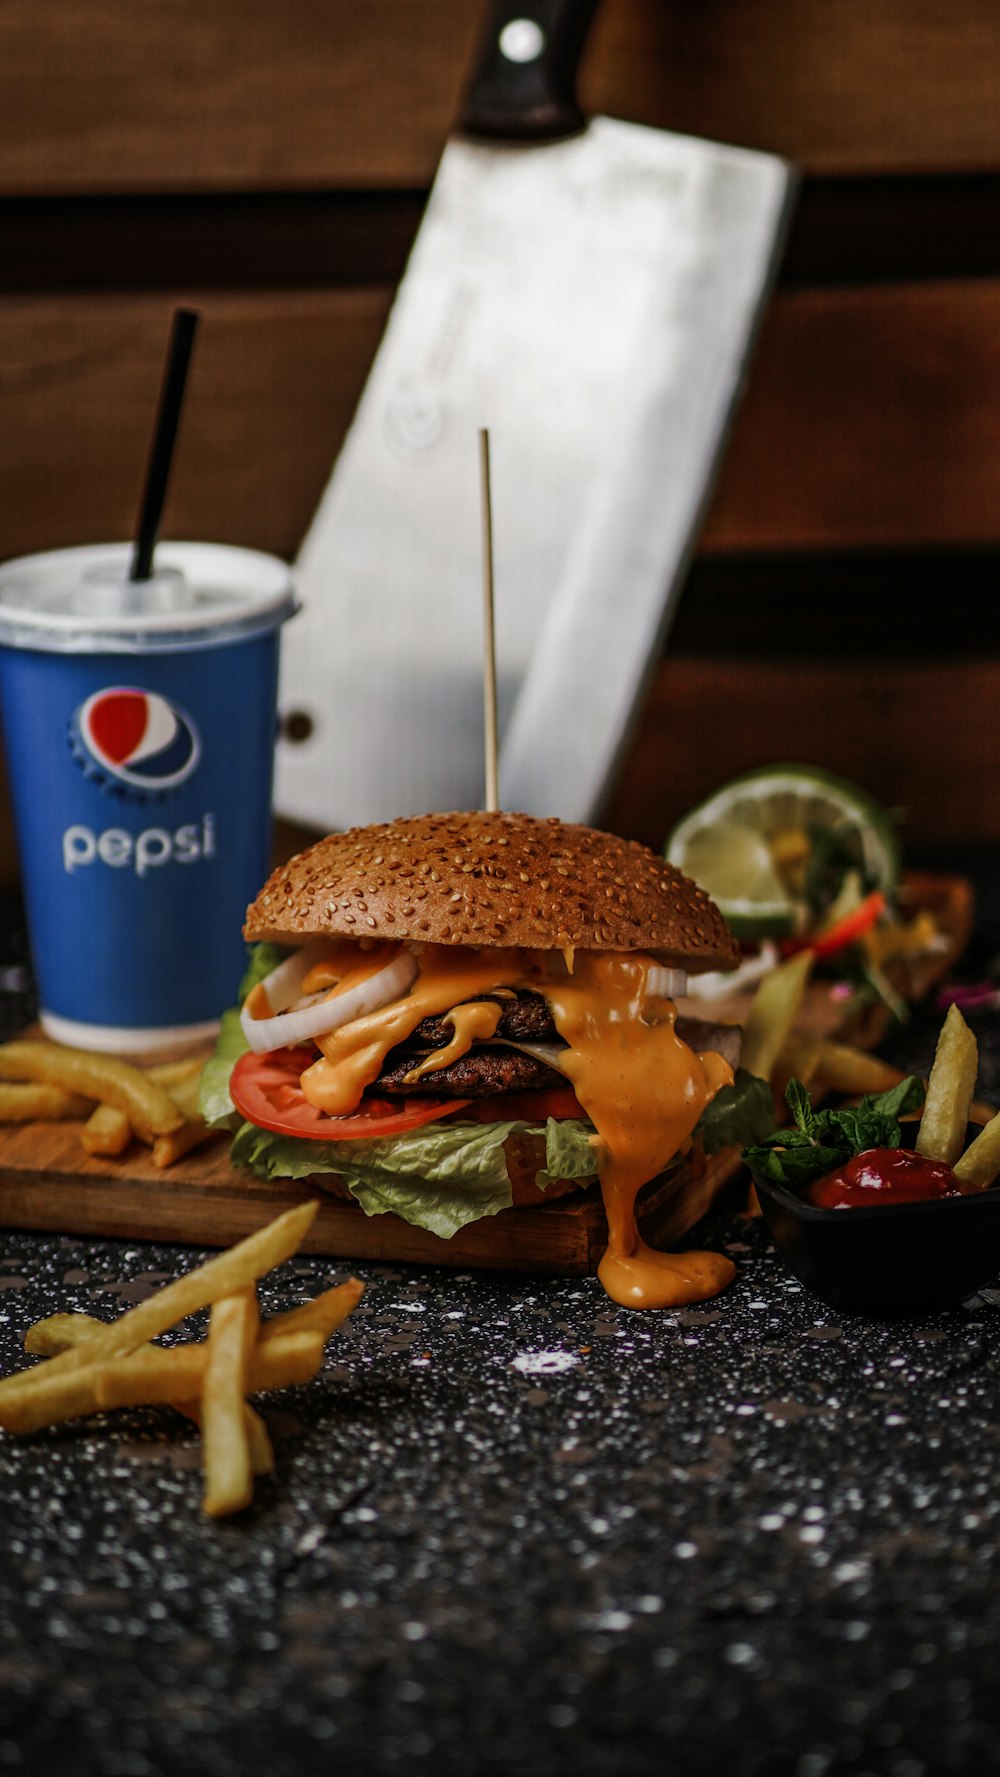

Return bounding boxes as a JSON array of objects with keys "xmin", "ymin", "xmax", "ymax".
[{"xmin": 1, "ymin": 0, "xmax": 999, "ymax": 875}]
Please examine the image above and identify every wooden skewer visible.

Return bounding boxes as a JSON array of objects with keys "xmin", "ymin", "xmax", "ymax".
[{"xmin": 479, "ymin": 427, "xmax": 499, "ymax": 813}]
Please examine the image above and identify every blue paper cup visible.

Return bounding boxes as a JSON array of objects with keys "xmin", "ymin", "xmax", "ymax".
[{"xmin": 0, "ymin": 541, "xmax": 297, "ymax": 1054}]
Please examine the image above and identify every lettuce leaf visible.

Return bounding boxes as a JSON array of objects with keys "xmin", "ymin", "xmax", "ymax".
[
  {"xmin": 230, "ymin": 1114, "xmax": 597, "ymax": 1241},
  {"xmin": 198, "ymin": 1006, "xmax": 249, "ymax": 1128}
]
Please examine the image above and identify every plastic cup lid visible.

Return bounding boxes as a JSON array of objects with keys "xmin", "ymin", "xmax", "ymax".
[{"xmin": 0, "ymin": 542, "xmax": 298, "ymax": 654}]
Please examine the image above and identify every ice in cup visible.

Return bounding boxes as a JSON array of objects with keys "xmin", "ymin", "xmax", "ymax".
[{"xmin": 0, "ymin": 541, "xmax": 297, "ymax": 1054}]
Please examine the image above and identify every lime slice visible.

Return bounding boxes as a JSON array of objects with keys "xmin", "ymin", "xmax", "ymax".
[{"xmin": 664, "ymin": 764, "xmax": 901, "ymax": 941}]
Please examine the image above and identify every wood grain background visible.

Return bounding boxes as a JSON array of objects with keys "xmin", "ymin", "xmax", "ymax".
[{"xmin": 1, "ymin": 0, "xmax": 998, "ymax": 874}]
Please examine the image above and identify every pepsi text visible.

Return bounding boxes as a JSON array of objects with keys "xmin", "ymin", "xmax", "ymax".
[{"xmin": 62, "ymin": 812, "xmax": 217, "ymax": 878}]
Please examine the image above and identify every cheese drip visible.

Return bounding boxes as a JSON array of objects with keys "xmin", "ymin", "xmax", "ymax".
[
  {"xmin": 541, "ymin": 953, "xmax": 735, "ymax": 1310},
  {"xmin": 302, "ymin": 949, "xmax": 526, "ymax": 1116},
  {"xmin": 402, "ymin": 1001, "xmax": 503, "ymax": 1084},
  {"xmin": 295, "ymin": 942, "xmax": 733, "ymax": 1308}
]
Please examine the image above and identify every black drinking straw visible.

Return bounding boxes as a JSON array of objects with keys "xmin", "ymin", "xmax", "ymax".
[{"xmin": 129, "ymin": 306, "xmax": 199, "ymax": 583}]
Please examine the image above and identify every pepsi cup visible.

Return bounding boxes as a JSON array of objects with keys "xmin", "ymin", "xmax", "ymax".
[{"xmin": 0, "ymin": 542, "xmax": 296, "ymax": 1054}]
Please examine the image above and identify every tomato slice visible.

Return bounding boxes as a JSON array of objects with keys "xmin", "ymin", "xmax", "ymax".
[
  {"xmin": 464, "ymin": 1085, "xmax": 589, "ymax": 1124},
  {"xmin": 229, "ymin": 1047, "xmax": 471, "ymax": 1141}
]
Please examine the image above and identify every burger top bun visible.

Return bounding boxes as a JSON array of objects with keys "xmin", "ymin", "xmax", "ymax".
[{"xmin": 245, "ymin": 811, "xmax": 739, "ymax": 972}]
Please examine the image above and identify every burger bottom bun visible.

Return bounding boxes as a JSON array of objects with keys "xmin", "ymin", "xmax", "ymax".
[{"xmin": 306, "ymin": 1130, "xmax": 595, "ymax": 1211}]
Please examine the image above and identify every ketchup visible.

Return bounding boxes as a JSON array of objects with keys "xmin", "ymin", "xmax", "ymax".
[{"xmin": 806, "ymin": 1146, "xmax": 964, "ymax": 1209}]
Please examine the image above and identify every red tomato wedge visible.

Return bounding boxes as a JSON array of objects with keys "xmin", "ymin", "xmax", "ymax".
[
  {"xmin": 465, "ymin": 1086, "xmax": 589, "ymax": 1124},
  {"xmin": 229, "ymin": 1050, "xmax": 589, "ymax": 1142},
  {"xmin": 229, "ymin": 1048, "xmax": 471, "ymax": 1141}
]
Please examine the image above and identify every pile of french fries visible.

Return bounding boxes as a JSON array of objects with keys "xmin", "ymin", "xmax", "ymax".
[
  {"xmin": 742, "ymin": 953, "xmax": 1000, "ymax": 1190},
  {"xmin": 0, "ymin": 1201, "xmax": 364, "ymax": 1517},
  {"xmin": 0, "ymin": 1037, "xmax": 216, "ymax": 1167},
  {"xmin": 740, "ymin": 951, "xmax": 908, "ymax": 1102}
]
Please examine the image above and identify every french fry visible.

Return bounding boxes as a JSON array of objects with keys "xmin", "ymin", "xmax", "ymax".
[
  {"xmin": 774, "ymin": 1029, "xmax": 823, "ymax": 1089},
  {"xmin": 953, "ymin": 1109, "xmax": 1000, "ymax": 1190},
  {"xmin": 0, "ymin": 1039, "xmax": 183, "ymax": 1144},
  {"xmin": 201, "ymin": 1288, "xmax": 260, "ymax": 1518},
  {"xmin": 0, "ymin": 1082, "xmax": 94, "ymax": 1121},
  {"xmin": 182, "ymin": 1396, "xmax": 275, "ymax": 1477},
  {"xmin": 262, "ymin": 1278, "xmax": 365, "ymax": 1344},
  {"xmin": 93, "ymin": 1332, "xmax": 326, "ymax": 1412},
  {"xmin": 741, "ymin": 950, "xmax": 814, "ymax": 1085},
  {"xmin": 806, "ymin": 1039, "xmax": 905, "ymax": 1098},
  {"xmin": 145, "ymin": 1059, "xmax": 204, "ymax": 1093},
  {"xmin": 23, "ymin": 1312, "xmax": 107, "ymax": 1357},
  {"xmin": 152, "ymin": 1115, "xmax": 214, "ymax": 1169},
  {"xmin": 155, "ymin": 1071, "xmax": 202, "ymax": 1120},
  {"xmin": 80, "ymin": 1102, "xmax": 133, "ymax": 1157},
  {"xmin": 916, "ymin": 1002, "xmax": 978, "ymax": 1165},
  {"xmin": 23, "ymin": 1312, "xmax": 274, "ymax": 1473},
  {"xmin": 0, "ymin": 1200, "xmax": 319, "ymax": 1401},
  {"xmin": 0, "ymin": 1330, "xmax": 326, "ymax": 1436},
  {"xmin": 0, "ymin": 1368, "xmax": 108, "ymax": 1434}
]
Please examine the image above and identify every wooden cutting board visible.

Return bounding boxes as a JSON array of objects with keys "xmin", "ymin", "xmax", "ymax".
[
  {"xmin": 0, "ymin": 1112, "xmax": 746, "ymax": 1274},
  {"xmin": 0, "ymin": 872, "xmax": 973, "ymax": 1272}
]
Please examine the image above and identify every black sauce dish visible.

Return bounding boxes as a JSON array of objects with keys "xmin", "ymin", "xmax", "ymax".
[{"xmin": 747, "ymin": 1125, "xmax": 1000, "ymax": 1318}]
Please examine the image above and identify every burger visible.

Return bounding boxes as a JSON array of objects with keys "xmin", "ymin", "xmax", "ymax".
[{"xmin": 202, "ymin": 811, "xmax": 772, "ymax": 1309}]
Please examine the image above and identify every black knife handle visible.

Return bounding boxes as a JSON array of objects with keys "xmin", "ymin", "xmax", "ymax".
[{"xmin": 459, "ymin": 0, "xmax": 603, "ymax": 142}]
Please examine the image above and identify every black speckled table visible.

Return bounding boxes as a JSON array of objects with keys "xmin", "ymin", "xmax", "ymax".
[{"xmin": 2, "ymin": 860, "xmax": 1000, "ymax": 1777}]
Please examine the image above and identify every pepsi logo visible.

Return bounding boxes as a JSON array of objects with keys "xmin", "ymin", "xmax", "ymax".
[{"xmin": 72, "ymin": 687, "xmax": 201, "ymax": 793}]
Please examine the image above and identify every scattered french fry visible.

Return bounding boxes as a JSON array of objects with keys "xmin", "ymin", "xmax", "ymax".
[
  {"xmin": 182, "ymin": 1396, "xmax": 275, "ymax": 1477},
  {"xmin": 0, "ymin": 1329, "xmax": 327, "ymax": 1436},
  {"xmin": 23, "ymin": 1312, "xmax": 104, "ymax": 1357},
  {"xmin": 916, "ymin": 1003, "xmax": 978, "ymax": 1165},
  {"xmin": 262, "ymin": 1278, "xmax": 366, "ymax": 1344},
  {"xmin": 0, "ymin": 1039, "xmax": 183, "ymax": 1144},
  {"xmin": 23, "ymin": 1312, "xmax": 274, "ymax": 1474},
  {"xmin": 953, "ymin": 1109, "xmax": 1000, "ymax": 1190},
  {"xmin": 23, "ymin": 1280, "xmax": 366, "ymax": 1362},
  {"xmin": 741, "ymin": 950, "xmax": 814, "ymax": 1085},
  {"xmin": 201, "ymin": 1288, "xmax": 260, "ymax": 1518},
  {"xmin": 91, "ymin": 1331, "xmax": 326, "ymax": 1414},
  {"xmin": 0, "ymin": 1200, "xmax": 319, "ymax": 1402},
  {"xmin": 0, "ymin": 1081, "xmax": 94, "ymax": 1121},
  {"xmin": 80, "ymin": 1102, "xmax": 133, "ymax": 1157},
  {"xmin": 0, "ymin": 1205, "xmax": 360, "ymax": 1516}
]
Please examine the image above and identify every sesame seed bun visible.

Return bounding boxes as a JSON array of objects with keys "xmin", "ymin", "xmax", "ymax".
[{"xmin": 245, "ymin": 811, "xmax": 738, "ymax": 972}]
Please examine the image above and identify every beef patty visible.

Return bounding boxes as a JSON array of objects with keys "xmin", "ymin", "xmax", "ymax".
[
  {"xmin": 376, "ymin": 1046, "xmax": 564, "ymax": 1099},
  {"xmin": 408, "ymin": 989, "xmax": 557, "ymax": 1048},
  {"xmin": 373, "ymin": 987, "xmax": 740, "ymax": 1101}
]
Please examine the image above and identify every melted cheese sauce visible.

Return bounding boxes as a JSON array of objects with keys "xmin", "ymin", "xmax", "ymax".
[
  {"xmin": 294, "ymin": 941, "xmax": 734, "ymax": 1308},
  {"xmin": 541, "ymin": 953, "xmax": 736, "ymax": 1310},
  {"xmin": 402, "ymin": 1001, "xmax": 503, "ymax": 1084}
]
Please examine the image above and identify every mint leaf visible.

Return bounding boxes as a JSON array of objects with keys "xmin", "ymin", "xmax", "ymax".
[
  {"xmin": 694, "ymin": 1068, "xmax": 776, "ymax": 1157},
  {"xmin": 742, "ymin": 1074, "xmax": 925, "ymax": 1193}
]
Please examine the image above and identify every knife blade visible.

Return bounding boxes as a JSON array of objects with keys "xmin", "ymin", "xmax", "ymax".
[{"xmin": 275, "ymin": 0, "xmax": 795, "ymax": 831}]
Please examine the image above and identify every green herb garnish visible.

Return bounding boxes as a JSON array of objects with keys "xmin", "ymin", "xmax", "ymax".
[{"xmin": 742, "ymin": 1074, "xmax": 925, "ymax": 1192}]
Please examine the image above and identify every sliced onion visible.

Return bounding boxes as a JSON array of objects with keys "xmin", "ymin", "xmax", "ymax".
[
  {"xmin": 240, "ymin": 948, "xmax": 419, "ymax": 1054},
  {"xmin": 646, "ymin": 965, "xmax": 687, "ymax": 1000},
  {"xmin": 684, "ymin": 942, "xmax": 779, "ymax": 1002},
  {"xmin": 250, "ymin": 941, "xmax": 337, "ymax": 1016}
]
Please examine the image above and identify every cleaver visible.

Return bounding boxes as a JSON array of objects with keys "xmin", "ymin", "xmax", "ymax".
[{"xmin": 275, "ymin": 0, "xmax": 796, "ymax": 831}]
